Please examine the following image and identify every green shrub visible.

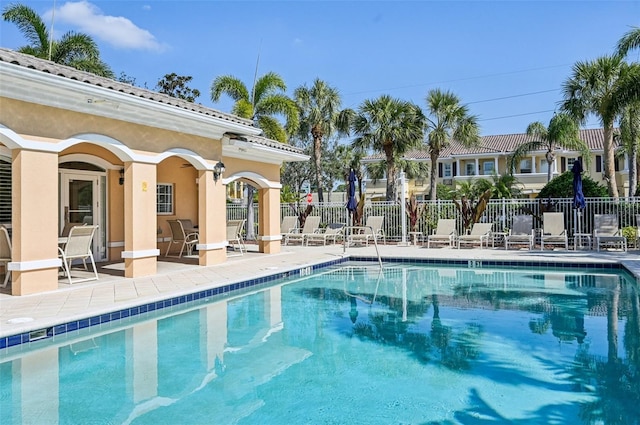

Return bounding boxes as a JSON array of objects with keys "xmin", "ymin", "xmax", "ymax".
[{"xmin": 538, "ymin": 171, "xmax": 608, "ymax": 198}]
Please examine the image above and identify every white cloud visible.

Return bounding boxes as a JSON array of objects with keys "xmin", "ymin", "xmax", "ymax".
[
  {"xmin": 54, "ymin": 1, "xmax": 166, "ymax": 51},
  {"xmin": 293, "ymin": 38, "xmax": 303, "ymax": 47},
  {"xmin": 142, "ymin": 5, "xmax": 151, "ymax": 11}
]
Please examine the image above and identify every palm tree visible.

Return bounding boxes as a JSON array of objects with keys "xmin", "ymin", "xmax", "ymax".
[
  {"xmin": 211, "ymin": 71, "xmax": 298, "ymax": 239},
  {"xmin": 616, "ymin": 26, "xmax": 640, "ymax": 57},
  {"xmin": 618, "ymin": 103, "xmax": 640, "ymax": 195},
  {"xmin": 352, "ymin": 95, "xmax": 425, "ymax": 201},
  {"xmin": 424, "ymin": 89, "xmax": 480, "ymax": 200},
  {"xmin": 508, "ymin": 113, "xmax": 589, "ymax": 183},
  {"xmin": 561, "ymin": 55, "xmax": 638, "ymax": 198},
  {"xmin": 210, "ymin": 72, "xmax": 298, "ymax": 143},
  {"xmin": 2, "ymin": 3, "xmax": 113, "ymax": 78},
  {"xmin": 294, "ymin": 79, "xmax": 353, "ymax": 202}
]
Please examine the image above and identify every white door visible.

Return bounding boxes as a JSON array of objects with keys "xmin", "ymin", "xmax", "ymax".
[{"xmin": 60, "ymin": 172, "xmax": 106, "ymax": 261}]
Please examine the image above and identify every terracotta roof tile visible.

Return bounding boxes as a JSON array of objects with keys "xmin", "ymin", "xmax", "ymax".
[{"xmin": 364, "ymin": 128, "xmax": 610, "ymax": 161}]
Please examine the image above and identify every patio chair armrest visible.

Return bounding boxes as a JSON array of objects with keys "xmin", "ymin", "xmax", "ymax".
[{"xmin": 186, "ymin": 232, "xmax": 199, "ymax": 241}]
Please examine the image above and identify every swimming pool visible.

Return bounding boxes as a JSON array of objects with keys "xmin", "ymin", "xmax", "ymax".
[{"xmin": 1, "ymin": 262, "xmax": 639, "ymax": 424}]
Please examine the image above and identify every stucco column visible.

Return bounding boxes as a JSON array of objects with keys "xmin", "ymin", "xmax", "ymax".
[
  {"xmin": 9, "ymin": 149, "xmax": 60, "ymax": 295},
  {"xmin": 474, "ymin": 158, "xmax": 479, "ymax": 176},
  {"xmin": 531, "ymin": 155, "xmax": 537, "ymax": 173},
  {"xmin": 121, "ymin": 162, "xmax": 158, "ymax": 277},
  {"xmin": 257, "ymin": 187, "xmax": 281, "ymax": 254},
  {"xmin": 197, "ymin": 169, "xmax": 227, "ymax": 265}
]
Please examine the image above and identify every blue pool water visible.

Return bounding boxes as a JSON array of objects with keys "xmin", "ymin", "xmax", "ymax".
[{"xmin": 1, "ymin": 262, "xmax": 639, "ymax": 424}]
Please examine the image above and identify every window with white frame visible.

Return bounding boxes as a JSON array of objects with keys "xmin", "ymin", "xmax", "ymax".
[
  {"xmin": 567, "ymin": 157, "xmax": 576, "ymax": 170},
  {"xmin": 465, "ymin": 163, "xmax": 475, "ymax": 176},
  {"xmin": 540, "ymin": 160, "xmax": 549, "ymax": 174},
  {"xmin": 482, "ymin": 161, "xmax": 494, "ymax": 175},
  {"xmin": 520, "ymin": 159, "xmax": 532, "ymax": 174},
  {"xmin": 157, "ymin": 183, "xmax": 174, "ymax": 215},
  {"xmin": 443, "ymin": 163, "xmax": 452, "ymax": 178}
]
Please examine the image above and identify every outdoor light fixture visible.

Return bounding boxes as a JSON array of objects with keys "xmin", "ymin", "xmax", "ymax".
[
  {"xmin": 119, "ymin": 169, "xmax": 125, "ymax": 185},
  {"xmin": 213, "ymin": 161, "xmax": 225, "ymax": 182}
]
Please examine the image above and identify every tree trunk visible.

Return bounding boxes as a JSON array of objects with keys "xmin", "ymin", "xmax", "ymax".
[
  {"xmin": 428, "ymin": 150, "xmax": 439, "ymax": 200},
  {"xmin": 603, "ymin": 125, "xmax": 619, "ymax": 198},
  {"xmin": 629, "ymin": 143, "xmax": 637, "ymax": 197},
  {"xmin": 546, "ymin": 151, "xmax": 554, "ymax": 182},
  {"xmin": 313, "ymin": 131, "xmax": 324, "ymax": 203},
  {"xmin": 245, "ymin": 185, "xmax": 256, "ymax": 240}
]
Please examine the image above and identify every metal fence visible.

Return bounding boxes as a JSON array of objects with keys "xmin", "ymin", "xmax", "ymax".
[{"xmin": 228, "ymin": 198, "xmax": 640, "ymax": 242}]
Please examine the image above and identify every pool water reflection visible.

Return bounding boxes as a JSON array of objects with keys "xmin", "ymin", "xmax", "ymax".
[{"xmin": 1, "ymin": 263, "xmax": 639, "ymax": 424}]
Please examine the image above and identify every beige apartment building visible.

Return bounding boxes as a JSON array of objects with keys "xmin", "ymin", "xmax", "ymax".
[
  {"xmin": 363, "ymin": 129, "xmax": 627, "ymax": 200},
  {"xmin": 0, "ymin": 48, "xmax": 308, "ymax": 296}
]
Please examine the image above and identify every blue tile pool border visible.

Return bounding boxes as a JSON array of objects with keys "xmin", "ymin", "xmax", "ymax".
[{"xmin": 1, "ymin": 255, "xmax": 635, "ymax": 350}]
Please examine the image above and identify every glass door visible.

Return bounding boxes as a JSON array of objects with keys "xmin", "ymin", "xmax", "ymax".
[{"xmin": 60, "ymin": 172, "xmax": 106, "ymax": 261}]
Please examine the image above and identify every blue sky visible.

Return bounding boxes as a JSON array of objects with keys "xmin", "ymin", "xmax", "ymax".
[{"xmin": 1, "ymin": 1, "xmax": 639, "ymax": 137}]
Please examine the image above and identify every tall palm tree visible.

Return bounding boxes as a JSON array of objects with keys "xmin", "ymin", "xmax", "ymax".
[
  {"xmin": 424, "ymin": 89, "xmax": 480, "ymax": 200},
  {"xmin": 352, "ymin": 95, "xmax": 425, "ymax": 201},
  {"xmin": 562, "ymin": 55, "xmax": 636, "ymax": 198},
  {"xmin": 210, "ymin": 71, "xmax": 298, "ymax": 143},
  {"xmin": 616, "ymin": 26, "xmax": 640, "ymax": 57},
  {"xmin": 508, "ymin": 112, "xmax": 590, "ymax": 182},
  {"xmin": 618, "ymin": 103, "xmax": 640, "ymax": 195},
  {"xmin": 2, "ymin": 3, "xmax": 113, "ymax": 78},
  {"xmin": 211, "ymin": 71, "xmax": 298, "ymax": 239},
  {"xmin": 294, "ymin": 79, "xmax": 353, "ymax": 202}
]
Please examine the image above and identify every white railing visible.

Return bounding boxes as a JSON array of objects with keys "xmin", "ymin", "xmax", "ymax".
[{"xmin": 227, "ymin": 198, "xmax": 640, "ymax": 242}]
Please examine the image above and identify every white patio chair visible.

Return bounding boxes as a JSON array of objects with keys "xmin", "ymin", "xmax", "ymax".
[
  {"xmin": 540, "ymin": 212, "xmax": 568, "ymax": 250},
  {"xmin": 284, "ymin": 216, "xmax": 321, "ymax": 246},
  {"xmin": 165, "ymin": 219, "xmax": 199, "ymax": 258},
  {"xmin": 305, "ymin": 223, "xmax": 345, "ymax": 246},
  {"xmin": 426, "ymin": 219, "xmax": 457, "ymax": 248},
  {"xmin": 0, "ymin": 225, "xmax": 12, "ymax": 288},
  {"xmin": 594, "ymin": 214, "xmax": 627, "ymax": 251},
  {"xmin": 505, "ymin": 215, "xmax": 534, "ymax": 250},
  {"xmin": 58, "ymin": 225, "xmax": 99, "ymax": 285},
  {"xmin": 227, "ymin": 219, "xmax": 246, "ymax": 254},
  {"xmin": 348, "ymin": 216, "xmax": 386, "ymax": 246},
  {"xmin": 280, "ymin": 216, "xmax": 299, "ymax": 238},
  {"xmin": 457, "ymin": 222, "xmax": 493, "ymax": 249}
]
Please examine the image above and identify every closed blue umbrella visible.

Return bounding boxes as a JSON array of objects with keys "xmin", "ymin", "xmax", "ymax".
[
  {"xmin": 572, "ymin": 160, "xmax": 586, "ymax": 239},
  {"xmin": 346, "ymin": 169, "xmax": 357, "ymax": 225}
]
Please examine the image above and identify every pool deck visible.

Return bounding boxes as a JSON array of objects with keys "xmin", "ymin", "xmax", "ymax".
[{"xmin": 1, "ymin": 243, "xmax": 640, "ymax": 339}]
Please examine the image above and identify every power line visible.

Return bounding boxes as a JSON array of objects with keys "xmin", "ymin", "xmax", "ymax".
[
  {"xmin": 467, "ymin": 89, "xmax": 559, "ymax": 105},
  {"xmin": 478, "ymin": 109, "xmax": 555, "ymax": 122},
  {"xmin": 342, "ymin": 63, "xmax": 571, "ymax": 98}
]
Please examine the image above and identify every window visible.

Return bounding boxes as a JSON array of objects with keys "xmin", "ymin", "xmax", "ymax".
[
  {"xmin": 0, "ymin": 159, "xmax": 11, "ymax": 224},
  {"xmin": 443, "ymin": 163, "xmax": 452, "ymax": 178},
  {"xmin": 596, "ymin": 155, "xmax": 602, "ymax": 172},
  {"xmin": 482, "ymin": 161, "xmax": 494, "ymax": 175},
  {"xmin": 465, "ymin": 163, "xmax": 475, "ymax": 176},
  {"xmin": 520, "ymin": 159, "xmax": 532, "ymax": 174},
  {"xmin": 540, "ymin": 160, "xmax": 549, "ymax": 174},
  {"xmin": 157, "ymin": 183, "xmax": 174, "ymax": 215},
  {"xmin": 567, "ymin": 157, "xmax": 576, "ymax": 170}
]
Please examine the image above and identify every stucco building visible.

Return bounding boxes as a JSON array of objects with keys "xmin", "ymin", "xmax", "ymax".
[{"xmin": 0, "ymin": 48, "xmax": 308, "ymax": 296}]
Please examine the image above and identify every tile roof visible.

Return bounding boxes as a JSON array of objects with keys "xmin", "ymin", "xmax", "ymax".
[
  {"xmin": 0, "ymin": 48, "xmax": 304, "ymax": 156},
  {"xmin": 364, "ymin": 128, "xmax": 610, "ymax": 161}
]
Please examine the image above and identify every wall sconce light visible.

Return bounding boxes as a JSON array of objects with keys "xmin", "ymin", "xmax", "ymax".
[
  {"xmin": 119, "ymin": 169, "xmax": 125, "ymax": 185},
  {"xmin": 213, "ymin": 161, "xmax": 225, "ymax": 182}
]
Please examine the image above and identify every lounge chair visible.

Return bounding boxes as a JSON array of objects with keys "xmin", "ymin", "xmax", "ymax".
[
  {"xmin": 227, "ymin": 219, "xmax": 246, "ymax": 254},
  {"xmin": 280, "ymin": 216, "xmax": 299, "ymax": 239},
  {"xmin": 594, "ymin": 214, "xmax": 627, "ymax": 251},
  {"xmin": 348, "ymin": 216, "xmax": 386, "ymax": 246},
  {"xmin": 58, "ymin": 225, "xmax": 99, "ymax": 285},
  {"xmin": 305, "ymin": 223, "xmax": 345, "ymax": 246},
  {"xmin": 505, "ymin": 215, "xmax": 534, "ymax": 250},
  {"xmin": 0, "ymin": 225, "xmax": 11, "ymax": 288},
  {"xmin": 165, "ymin": 219, "xmax": 199, "ymax": 258},
  {"xmin": 284, "ymin": 216, "xmax": 321, "ymax": 246},
  {"xmin": 540, "ymin": 212, "xmax": 568, "ymax": 250},
  {"xmin": 457, "ymin": 222, "xmax": 493, "ymax": 249},
  {"xmin": 426, "ymin": 219, "xmax": 457, "ymax": 248}
]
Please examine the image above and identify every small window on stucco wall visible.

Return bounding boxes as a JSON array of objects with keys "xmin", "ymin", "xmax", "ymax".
[{"xmin": 157, "ymin": 183, "xmax": 174, "ymax": 215}]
